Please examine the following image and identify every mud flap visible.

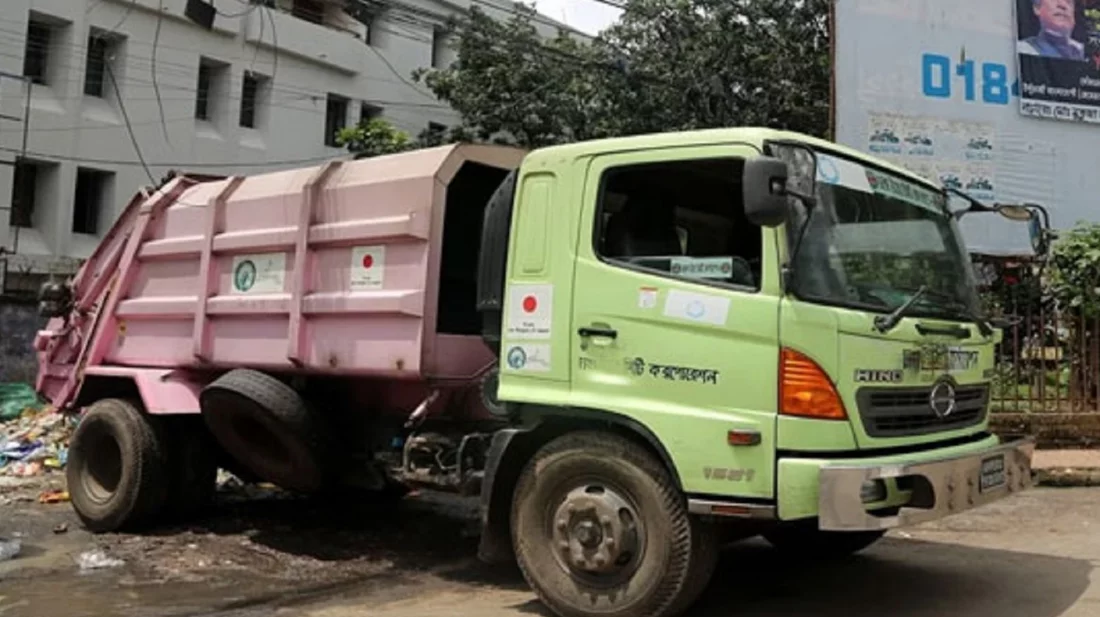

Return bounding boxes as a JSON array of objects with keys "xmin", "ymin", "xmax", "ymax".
[{"xmin": 477, "ymin": 427, "xmax": 531, "ymax": 564}]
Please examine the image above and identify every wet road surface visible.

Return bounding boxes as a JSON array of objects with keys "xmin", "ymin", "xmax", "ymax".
[{"xmin": 0, "ymin": 484, "xmax": 1097, "ymax": 617}]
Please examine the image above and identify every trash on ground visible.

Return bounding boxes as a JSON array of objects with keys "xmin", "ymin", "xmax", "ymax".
[
  {"xmin": 78, "ymin": 550, "xmax": 125, "ymax": 571},
  {"xmin": 0, "ymin": 392, "xmax": 75, "ymax": 478},
  {"xmin": 0, "ymin": 383, "xmax": 42, "ymax": 421},
  {"xmin": 0, "ymin": 539, "xmax": 22, "ymax": 561},
  {"xmin": 38, "ymin": 489, "xmax": 70, "ymax": 504},
  {"xmin": 53, "ymin": 523, "xmax": 68, "ymax": 534}
]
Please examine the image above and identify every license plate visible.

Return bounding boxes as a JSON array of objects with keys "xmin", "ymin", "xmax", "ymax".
[{"xmin": 979, "ymin": 455, "xmax": 1006, "ymax": 493}]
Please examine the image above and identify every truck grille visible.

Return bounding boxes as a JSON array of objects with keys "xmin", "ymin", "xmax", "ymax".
[{"xmin": 856, "ymin": 384, "xmax": 988, "ymax": 438}]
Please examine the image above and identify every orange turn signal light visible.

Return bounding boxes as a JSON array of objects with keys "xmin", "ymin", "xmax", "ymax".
[{"xmin": 780, "ymin": 348, "xmax": 847, "ymax": 420}]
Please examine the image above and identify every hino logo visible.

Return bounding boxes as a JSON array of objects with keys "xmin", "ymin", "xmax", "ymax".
[{"xmin": 929, "ymin": 380, "xmax": 957, "ymax": 418}]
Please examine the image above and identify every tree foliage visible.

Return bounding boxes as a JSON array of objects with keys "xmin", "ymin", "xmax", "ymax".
[
  {"xmin": 403, "ymin": 0, "xmax": 830, "ymax": 151},
  {"xmin": 1049, "ymin": 222, "xmax": 1100, "ymax": 317},
  {"xmin": 341, "ymin": 0, "xmax": 831, "ymax": 156}
]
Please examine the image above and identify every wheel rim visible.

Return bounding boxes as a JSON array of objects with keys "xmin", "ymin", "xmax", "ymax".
[
  {"xmin": 81, "ymin": 424, "xmax": 123, "ymax": 504},
  {"xmin": 547, "ymin": 481, "xmax": 646, "ymax": 588}
]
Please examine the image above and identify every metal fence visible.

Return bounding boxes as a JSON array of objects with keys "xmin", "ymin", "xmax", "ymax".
[{"xmin": 976, "ymin": 255, "xmax": 1100, "ymax": 414}]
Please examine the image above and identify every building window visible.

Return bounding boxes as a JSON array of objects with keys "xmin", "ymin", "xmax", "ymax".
[
  {"xmin": 73, "ymin": 168, "xmax": 113, "ymax": 235},
  {"xmin": 594, "ymin": 157, "xmax": 762, "ymax": 291},
  {"xmin": 360, "ymin": 102, "xmax": 383, "ymax": 123},
  {"xmin": 9, "ymin": 160, "xmax": 38, "ymax": 229},
  {"xmin": 431, "ymin": 28, "xmax": 446, "ymax": 68},
  {"xmin": 195, "ymin": 62, "xmax": 213, "ymax": 120},
  {"xmin": 240, "ymin": 71, "xmax": 267, "ymax": 128},
  {"xmin": 83, "ymin": 33, "xmax": 121, "ymax": 98},
  {"xmin": 325, "ymin": 94, "xmax": 348, "ymax": 147},
  {"xmin": 195, "ymin": 58, "xmax": 228, "ymax": 122},
  {"xmin": 291, "ymin": 0, "xmax": 325, "ymax": 24},
  {"xmin": 23, "ymin": 19, "xmax": 52, "ymax": 85}
]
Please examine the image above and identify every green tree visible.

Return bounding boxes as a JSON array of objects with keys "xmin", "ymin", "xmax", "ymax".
[
  {"xmin": 336, "ymin": 118, "xmax": 414, "ymax": 158},
  {"xmin": 410, "ymin": 0, "xmax": 831, "ymax": 150}
]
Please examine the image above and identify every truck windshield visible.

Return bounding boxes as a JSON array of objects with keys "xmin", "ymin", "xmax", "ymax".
[{"xmin": 781, "ymin": 148, "xmax": 981, "ymax": 320}]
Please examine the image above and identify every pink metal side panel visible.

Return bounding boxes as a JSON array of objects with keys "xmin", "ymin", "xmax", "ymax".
[
  {"xmin": 303, "ymin": 316, "xmax": 424, "ymax": 373},
  {"xmin": 205, "ymin": 318, "xmax": 298, "ymax": 369},
  {"xmin": 107, "ymin": 320, "xmax": 197, "ymax": 367},
  {"xmin": 129, "ymin": 259, "xmax": 202, "ymax": 299},
  {"xmin": 83, "ymin": 367, "xmax": 202, "ymax": 414}
]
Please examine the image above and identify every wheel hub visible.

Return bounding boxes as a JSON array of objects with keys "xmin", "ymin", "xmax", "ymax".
[{"xmin": 551, "ymin": 484, "xmax": 641, "ymax": 577}]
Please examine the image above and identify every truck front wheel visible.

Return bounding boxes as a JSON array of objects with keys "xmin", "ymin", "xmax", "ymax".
[
  {"xmin": 762, "ymin": 522, "xmax": 885, "ymax": 559},
  {"xmin": 511, "ymin": 431, "xmax": 717, "ymax": 617}
]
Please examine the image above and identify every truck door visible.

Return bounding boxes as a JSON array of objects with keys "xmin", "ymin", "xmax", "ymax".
[{"xmin": 568, "ymin": 145, "xmax": 782, "ymax": 501}]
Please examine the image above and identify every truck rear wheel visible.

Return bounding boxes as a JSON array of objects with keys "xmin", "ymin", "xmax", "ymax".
[
  {"xmin": 200, "ymin": 369, "xmax": 330, "ymax": 494},
  {"xmin": 763, "ymin": 522, "xmax": 885, "ymax": 558},
  {"xmin": 67, "ymin": 398, "xmax": 167, "ymax": 532},
  {"xmin": 511, "ymin": 431, "xmax": 718, "ymax": 617}
]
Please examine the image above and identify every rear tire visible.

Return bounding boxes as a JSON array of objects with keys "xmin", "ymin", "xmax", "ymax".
[
  {"xmin": 67, "ymin": 398, "xmax": 167, "ymax": 533},
  {"xmin": 200, "ymin": 369, "xmax": 330, "ymax": 493},
  {"xmin": 511, "ymin": 431, "xmax": 718, "ymax": 617},
  {"xmin": 762, "ymin": 522, "xmax": 885, "ymax": 559}
]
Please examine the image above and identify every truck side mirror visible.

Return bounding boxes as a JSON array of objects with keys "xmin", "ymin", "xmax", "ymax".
[
  {"xmin": 1027, "ymin": 212, "xmax": 1050, "ymax": 256},
  {"xmin": 993, "ymin": 203, "xmax": 1052, "ymax": 256},
  {"xmin": 743, "ymin": 157, "xmax": 793, "ymax": 228}
]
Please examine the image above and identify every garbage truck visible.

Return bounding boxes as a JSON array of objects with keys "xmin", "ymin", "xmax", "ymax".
[{"xmin": 34, "ymin": 128, "xmax": 1050, "ymax": 617}]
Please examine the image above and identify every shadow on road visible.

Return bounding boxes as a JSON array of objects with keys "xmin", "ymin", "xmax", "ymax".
[
  {"xmin": 687, "ymin": 537, "xmax": 1090, "ymax": 617},
  {"xmin": 182, "ymin": 493, "xmax": 1092, "ymax": 617},
  {"xmin": 492, "ymin": 537, "xmax": 1090, "ymax": 617}
]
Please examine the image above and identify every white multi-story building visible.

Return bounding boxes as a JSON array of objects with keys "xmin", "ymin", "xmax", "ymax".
[{"xmin": 0, "ymin": 0, "xmax": 576, "ymax": 287}]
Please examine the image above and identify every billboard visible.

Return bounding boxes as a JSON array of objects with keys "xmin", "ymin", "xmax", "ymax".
[
  {"xmin": 1016, "ymin": 0, "xmax": 1100, "ymax": 122},
  {"xmin": 834, "ymin": 0, "xmax": 1097, "ymax": 255}
]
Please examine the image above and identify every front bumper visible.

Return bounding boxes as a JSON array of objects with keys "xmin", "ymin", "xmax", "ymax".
[{"xmin": 816, "ymin": 437, "xmax": 1035, "ymax": 531}]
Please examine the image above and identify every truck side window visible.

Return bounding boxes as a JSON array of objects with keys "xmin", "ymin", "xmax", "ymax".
[{"xmin": 595, "ymin": 157, "xmax": 760, "ymax": 291}]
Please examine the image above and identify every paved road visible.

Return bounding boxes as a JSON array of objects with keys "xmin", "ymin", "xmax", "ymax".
[
  {"xmin": 263, "ymin": 488, "xmax": 1100, "ymax": 617},
  {"xmin": 1, "ymin": 487, "xmax": 1097, "ymax": 617}
]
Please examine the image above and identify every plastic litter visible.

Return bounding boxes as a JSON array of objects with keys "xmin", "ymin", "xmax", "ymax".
[
  {"xmin": 0, "ymin": 383, "xmax": 42, "ymax": 421},
  {"xmin": 0, "ymin": 539, "xmax": 21, "ymax": 561},
  {"xmin": 78, "ymin": 550, "xmax": 125, "ymax": 571},
  {"xmin": 0, "ymin": 398, "xmax": 74, "ymax": 477},
  {"xmin": 38, "ymin": 489, "xmax": 70, "ymax": 504}
]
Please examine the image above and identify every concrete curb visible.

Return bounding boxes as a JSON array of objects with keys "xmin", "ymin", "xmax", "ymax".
[{"xmin": 1034, "ymin": 468, "xmax": 1100, "ymax": 487}]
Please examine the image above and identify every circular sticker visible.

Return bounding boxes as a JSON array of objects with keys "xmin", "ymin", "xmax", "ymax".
[
  {"xmin": 506, "ymin": 346, "xmax": 527, "ymax": 370},
  {"xmin": 686, "ymin": 300, "xmax": 706, "ymax": 319},
  {"xmin": 234, "ymin": 259, "xmax": 257, "ymax": 292},
  {"xmin": 522, "ymin": 295, "xmax": 538, "ymax": 313}
]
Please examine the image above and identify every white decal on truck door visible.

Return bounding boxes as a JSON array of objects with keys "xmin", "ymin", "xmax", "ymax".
[
  {"xmin": 507, "ymin": 284, "xmax": 553, "ymax": 339},
  {"xmin": 662, "ymin": 289, "xmax": 730, "ymax": 326},
  {"xmin": 350, "ymin": 246, "xmax": 386, "ymax": 290},
  {"xmin": 231, "ymin": 253, "xmax": 286, "ymax": 294}
]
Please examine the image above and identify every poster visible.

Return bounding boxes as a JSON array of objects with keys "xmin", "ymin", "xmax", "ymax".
[{"xmin": 1015, "ymin": 0, "xmax": 1100, "ymax": 122}]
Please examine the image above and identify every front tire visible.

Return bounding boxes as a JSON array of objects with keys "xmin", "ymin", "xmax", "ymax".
[
  {"xmin": 511, "ymin": 431, "xmax": 717, "ymax": 617},
  {"xmin": 67, "ymin": 398, "xmax": 167, "ymax": 532}
]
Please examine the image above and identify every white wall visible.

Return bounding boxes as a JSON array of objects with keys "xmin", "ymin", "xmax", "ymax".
[
  {"xmin": 833, "ymin": 0, "xmax": 1090, "ymax": 256},
  {"xmin": 0, "ymin": 0, "xmax": 581, "ymax": 274}
]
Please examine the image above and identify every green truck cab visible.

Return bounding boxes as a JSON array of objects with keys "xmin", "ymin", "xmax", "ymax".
[{"xmin": 475, "ymin": 128, "xmax": 1047, "ymax": 617}]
